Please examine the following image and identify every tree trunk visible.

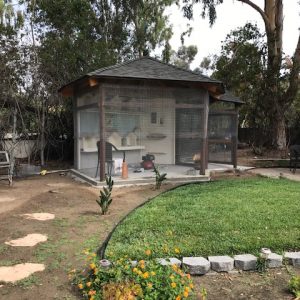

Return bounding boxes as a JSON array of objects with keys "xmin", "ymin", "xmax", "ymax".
[
  {"xmin": 239, "ymin": 0, "xmax": 287, "ymax": 149},
  {"xmin": 40, "ymin": 99, "xmax": 45, "ymax": 167}
]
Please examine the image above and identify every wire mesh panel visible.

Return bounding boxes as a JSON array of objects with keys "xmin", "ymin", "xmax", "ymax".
[
  {"xmin": 208, "ymin": 112, "xmax": 237, "ymax": 164},
  {"xmin": 103, "ymin": 83, "xmax": 206, "ymax": 168}
]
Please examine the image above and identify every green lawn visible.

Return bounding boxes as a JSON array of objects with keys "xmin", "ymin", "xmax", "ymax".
[{"xmin": 106, "ymin": 177, "xmax": 300, "ymax": 260}]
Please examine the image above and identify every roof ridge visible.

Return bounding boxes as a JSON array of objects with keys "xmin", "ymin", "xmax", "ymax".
[
  {"xmin": 145, "ymin": 56, "xmax": 222, "ymax": 83},
  {"xmin": 89, "ymin": 56, "xmax": 221, "ymax": 84},
  {"xmin": 88, "ymin": 57, "xmax": 144, "ymax": 76}
]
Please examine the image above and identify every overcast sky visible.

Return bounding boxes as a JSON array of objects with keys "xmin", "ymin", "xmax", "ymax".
[{"xmin": 166, "ymin": 1, "xmax": 300, "ymax": 69}]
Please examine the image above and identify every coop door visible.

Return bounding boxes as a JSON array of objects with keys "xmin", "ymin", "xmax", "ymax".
[{"xmin": 175, "ymin": 108, "xmax": 202, "ymax": 164}]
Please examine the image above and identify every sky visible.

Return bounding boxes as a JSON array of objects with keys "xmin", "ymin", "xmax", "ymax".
[{"xmin": 166, "ymin": 0, "xmax": 300, "ymax": 69}]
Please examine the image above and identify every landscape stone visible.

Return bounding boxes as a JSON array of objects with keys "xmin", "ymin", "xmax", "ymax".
[
  {"xmin": 284, "ymin": 252, "xmax": 300, "ymax": 267},
  {"xmin": 266, "ymin": 253, "xmax": 282, "ymax": 268},
  {"xmin": 234, "ymin": 254, "xmax": 257, "ymax": 271},
  {"xmin": 157, "ymin": 258, "xmax": 181, "ymax": 267},
  {"xmin": 208, "ymin": 256, "xmax": 234, "ymax": 272},
  {"xmin": 182, "ymin": 257, "xmax": 210, "ymax": 275}
]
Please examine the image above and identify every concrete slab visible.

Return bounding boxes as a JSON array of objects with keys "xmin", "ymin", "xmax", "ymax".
[
  {"xmin": 22, "ymin": 213, "xmax": 55, "ymax": 221},
  {"xmin": 234, "ymin": 254, "xmax": 257, "ymax": 271},
  {"xmin": 5, "ymin": 233, "xmax": 48, "ymax": 247},
  {"xmin": 0, "ymin": 263, "xmax": 45, "ymax": 283},
  {"xmin": 266, "ymin": 253, "xmax": 282, "ymax": 268},
  {"xmin": 182, "ymin": 257, "xmax": 210, "ymax": 275},
  {"xmin": 157, "ymin": 258, "xmax": 181, "ymax": 267},
  {"xmin": 208, "ymin": 256, "xmax": 234, "ymax": 272},
  {"xmin": 284, "ymin": 252, "xmax": 300, "ymax": 267}
]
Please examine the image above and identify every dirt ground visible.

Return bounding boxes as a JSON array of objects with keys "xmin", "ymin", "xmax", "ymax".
[{"xmin": 0, "ymin": 173, "xmax": 298, "ymax": 300}]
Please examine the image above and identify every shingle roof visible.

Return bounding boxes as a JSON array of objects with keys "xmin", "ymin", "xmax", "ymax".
[
  {"xmin": 88, "ymin": 56, "xmax": 222, "ymax": 85},
  {"xmin": 219, "ymin": 90, "xmax": 244, "ymax": 104}
]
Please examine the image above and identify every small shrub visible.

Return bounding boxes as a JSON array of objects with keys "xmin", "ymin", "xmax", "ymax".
[
  {"xmin": 289, "ymin": 275, "xmax": 300, "ymax": 299},
  {"xmin": 72, "ymin": 249, "xmax": 197, "ymax": 300},
  {"xmin": 96, "ymin": 176, "xmax": 114, "ymax": 215},
  {"xmin": 153, "ymin": 165, "xmax": 167, "ymax": 190}
]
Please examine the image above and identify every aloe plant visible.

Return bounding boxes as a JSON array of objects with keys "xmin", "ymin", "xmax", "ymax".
[
  {"xmin": 96, "ymin": 176, "xmax": 114, "ymax": 215},
  {"xmin": 153, "ymin": 165, "xmax": 167, "ymax": 190}
]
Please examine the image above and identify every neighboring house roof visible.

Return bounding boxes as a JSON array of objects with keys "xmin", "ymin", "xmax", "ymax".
[
  {"xmin": 211, "ymin": 90, "xmax": 244, "ymax": 104},
  {"xmin": 59, "ymin": 56, "xmax": 224, "ymax": 95}
]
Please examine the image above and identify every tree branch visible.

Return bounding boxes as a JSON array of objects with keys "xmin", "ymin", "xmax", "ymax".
[{"xmin": 237, "ymin": 0, "xmax": 271, "ymax": 30}]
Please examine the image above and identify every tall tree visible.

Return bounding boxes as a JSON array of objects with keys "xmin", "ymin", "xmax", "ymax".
[{"xmin": 183, "ymin": 0, "xmax": 300, "ymax": 149}]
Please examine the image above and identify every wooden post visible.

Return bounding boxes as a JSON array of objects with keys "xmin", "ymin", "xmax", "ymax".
[
  {"xmin": 200, "ymin": 95, "xmax": 209, "ymax": 175},
  {"xmin": 99, "ymin": 84, "xmax": 106, "ymax": 182},
  {"xmin": 232, "ymin": 106, "xmax": 239, "ymax": 169}
]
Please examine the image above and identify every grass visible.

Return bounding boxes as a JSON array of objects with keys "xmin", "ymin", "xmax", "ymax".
[{"xmin": 106, "ymin": 177, "xmax": 300, "ymax": 260}]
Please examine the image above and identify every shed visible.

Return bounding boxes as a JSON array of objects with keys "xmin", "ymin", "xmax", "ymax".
[{"xmin": 59, "ymin": 57, "xmax": 242, "ymax": 182}]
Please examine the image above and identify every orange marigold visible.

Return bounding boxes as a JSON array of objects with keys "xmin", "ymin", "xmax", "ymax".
[
  {"xmin": 175, "ymin": 296, "xmax": 181, "ymax": 300},
  {"xmin": 89, "ymin": 263, "xmax": 96, "ymax": 270},
  {"xmin": 78, "ymin": 283, "xmax": 83, "ymax": 289},
  {"xmin": 145, "ymin": 249, "xmax": 151, "ymax": 256},
  {"xmin": 142, "ymin": 272, "xmax": 149, "ymax": 279},
  {"xmin": 88, "ymin": 290, "xmax": 96, "ymax": 296},
  {"xmin": 183, "ymin": 290, "xmax": 189, "ymax": 298}
]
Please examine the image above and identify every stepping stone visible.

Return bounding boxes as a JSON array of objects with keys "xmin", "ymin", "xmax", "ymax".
[
  {"xmin": 22, "ymin": 213, "xmax": 55, "ymax": 221},
  {"xmin": 5, "ymin": 233, "xmax": 48, "ymax": 247},
  {"xmin": 157, "ymin": 258, "xmax": 181, "ymax": 267},
  {"xmin": 0, "ymin": 196, "xmax": 16, "ymax": 203},
  {"xmin": 266, "ymin": 253, "xmax": 282, "ymax": 268},
  {"xmin": 284, "ymin": 252, "xmax": 300, "ymax": 267},
  {"xmin": 0, "ymin": 263, "xmax": 45, "ymax": 283},
  {"xmin": 234, "ymin": 254, "xmax": 257, "ymax": 271},
  {"xmin": 208, "ymin": 256, "xmax": 234, "ymax": 272},
  {"xmin": 182, "ymin": 257, "xmax": 210, "ymax": 275}
]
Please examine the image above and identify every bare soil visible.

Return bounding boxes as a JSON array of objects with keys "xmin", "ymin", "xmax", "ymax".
[{"xmin": 0, "ymin": 173, "xmax": 298, "ymax": 299}]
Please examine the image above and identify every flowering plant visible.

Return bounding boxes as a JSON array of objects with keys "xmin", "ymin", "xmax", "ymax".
[{"xmin": 71, "ymin": 249, "xmax": 200, "ymax": 300}]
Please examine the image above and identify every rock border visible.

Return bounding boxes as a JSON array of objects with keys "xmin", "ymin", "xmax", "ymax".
[{"xmin": 104, "ymin": 251, "xmax": 300, "ymax": 276}]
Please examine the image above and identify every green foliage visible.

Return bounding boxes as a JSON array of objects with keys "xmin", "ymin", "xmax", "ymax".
[
  {"xmin": 169, "ymin": 45, "xmax": 198, "ymax": 70},
  {"xmin": 72, "ymin": 248, "xmax": 196, "ymax": 300},
  {"xmin": 289, "ymin": 275, "xmax": 300, "ymax": 298},
  {"xmin": 153, "ymin": 165, "xmax": 167, "ymax": 189},
  {"xmin": 106, "ymin": 177, "xmax": 300, "ymax": 259},
  {"xmin": 96, "ymin": 176, "xmax": 114, "ymax": 215}
]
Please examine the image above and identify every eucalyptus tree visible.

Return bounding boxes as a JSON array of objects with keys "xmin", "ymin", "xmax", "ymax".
[{"xmin": 183, "ymin": 0, "xmax": 300, "ymax": 149}]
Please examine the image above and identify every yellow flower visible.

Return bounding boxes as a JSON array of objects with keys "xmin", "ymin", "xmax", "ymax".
[
  {"xmin": 142, "ymin": 272, "xmax": 149, "ymax": 279},
  {"xmin": 170, "ymin": 275, "xmax": 175, "ymax": 280},
  {"xmin": 176, "ymin": 296, "xmax": 181, "ymax": 300},
  {"xmin": 90, "ymin": 297, "xmax": 95, "ymax": 300},
  {"xmin": 184, "ymin": 286, "xmax": 190, "ymax": 292},
  {"xmin": 133, "ymin": 267, "xmax": 138, "ymax": 273},
  {"xmin": 78, "ymin": 283, "xmax": 83, "ymax": 289},
  {"xmin": 140, "ymin": 263, "xmax": 145, "ymax": 269},
  {"xmin": 93, "ymin": 268, "xmax": 98, "ymax": 275},
  {"xmin": 183, "ymin": 290, "xmax": 189, "ymax": 298},
  {"xmin": 145, "ymin": 249, "xmax": 151, "ymax": 256},
  {"xmin": 139, "ymin": 260, "xmax": 145, "ymax": 265},
  {"xmin": 86, "ymin": 281, "xmax": 92, "ymax": 287},
  {"xmin": 189, "ymin": 283, "xmax": 194, "ymax": 289},
  {"xmin": 171, "ymin": 282, "xmax": 177, "ymax": 288},
  {"xmin": 89, "ymin": 263, "xmax": 96, "ymax": 270},
  {"xmin": 88, "ymin": 290, "xmax": 96, "ymax": 296},
  {"xmin": 147, "ymin": 282, "xmax": 153, "ymax": 288},
  {"xmin": 151, "ymin": 271, "xmax": 156, "ymax": 276},
  {"xmin": 175, "ymin": 248, "xmax": 180, "ymax": 254},
  {"xmin": 91, "ymin": 253, "xmax": 96, "ymax": 257}
]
